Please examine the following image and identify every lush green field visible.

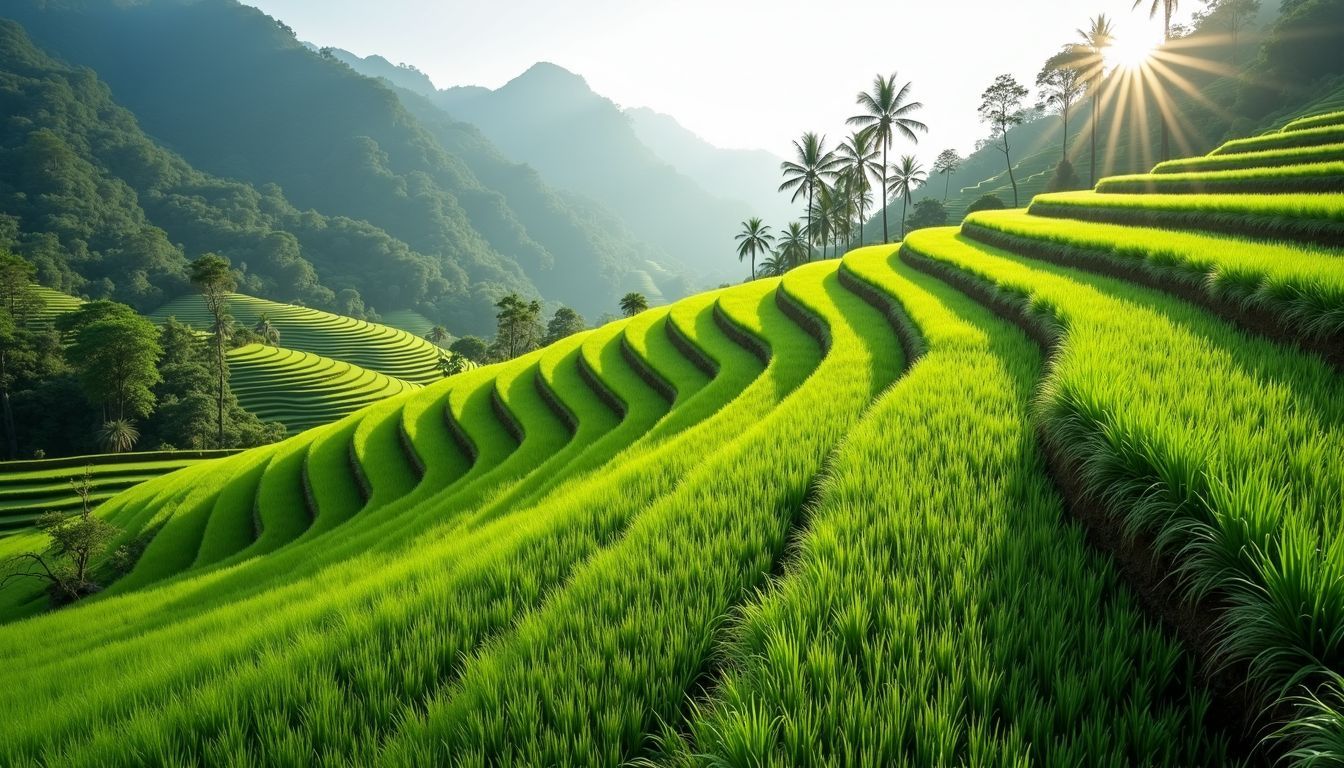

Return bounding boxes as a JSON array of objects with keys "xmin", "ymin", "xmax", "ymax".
[
  {"xmin": 0, "ymin": 451, "xmax": 234, "ymax": 534},
  {"xmin": 0, "ymin": 113, "xmax": 1342, "ymax": 765},
  {"xmin": 227, "ymin": 343, "xmax": 422, "ymax": 434},
  {"xmin": 151, "ymin": 293, "xmax": 444, "ymax": 384}
]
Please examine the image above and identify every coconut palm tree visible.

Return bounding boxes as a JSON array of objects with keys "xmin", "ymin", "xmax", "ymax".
[
  {"xmin": 889, "ymin": 155, "xmax": 926, "ymax": 240},
  {"xmin": 809, "ymin": 183, "xmax": 837, "ymax": 260},
  {"xmin": 758, "ymin": 251, "xmax": 787, "ymax": 278},
  {"xmin": 253, "ymin": 313, "xmax": 280, "ymax": 346},
  {"xmin": 775, "ymin": 222, "xmax": 809, "ymax": 270},
  {"xmin": 425, "ymin": 325, "xmax": 450, "ymax": 347},
  {"xmin": 97, "ymin": 419, "xmax": 139, "ymax": 454},
  {"xmin": 619, "ymin": 292, "xmax": 648, "ymax": 317},
  {"xmin": 734, "ymin": 218, "xmax": 775, "ymax": 280},
  {"xmin": 847, "ymin": 74, "xmax": 928, "ymax": 243},
  {"xmin": 1133, "ymin": 0, "xmax": 1178, "ymax": 160},
  {"xmin": 779, "ymin": 133, "xmax": 841, "ymax": 262},
  {"xmin": 1077, "ymin": 15, "xmax": 1115, "ymax": 186},
  {"xmin": 835, "ymin": 128, "xmax": 882, "ymax": 245}
]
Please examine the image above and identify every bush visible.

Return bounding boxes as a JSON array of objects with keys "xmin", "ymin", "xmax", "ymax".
[
  {"xmin": 1047, "ymin": 160, "xmax": 1082, "ymax": 192},
  {"xmin": 905, "ymin": 199, "xmax": 949, "ymax": 232},
  {"xmin": 966, "ymin": 195, "xmax": 1007, "ymax": 215}
]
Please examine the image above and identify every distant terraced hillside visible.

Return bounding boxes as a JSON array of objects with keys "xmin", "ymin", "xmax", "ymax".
[
  {"xmin": 151, "ymin": 293, "xmax": 444, "ymax": 384},
  {"xmin": 228, "ymin": 344, "xmax": 422, "ymax": 434},
  {"xmin": 23, "ymin": 286, "xmax": 81, "ymax": 328},
  {"xmin": 0, "ymin": 111, "xmax": 1342, "ymax": 765},
  {"xmin": 0, "ymin": 450, "xmax": 234, "ymax": 534}
]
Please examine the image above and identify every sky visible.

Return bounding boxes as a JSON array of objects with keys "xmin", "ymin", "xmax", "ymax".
[{"xmin": 243, "ymin": 0, "xmax": 1197, "ymax": 165}]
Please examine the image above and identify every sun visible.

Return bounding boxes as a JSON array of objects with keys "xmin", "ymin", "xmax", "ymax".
[{"xmin": 1105, "ymin": 28, "xmax": 1163, "ymax": 71}]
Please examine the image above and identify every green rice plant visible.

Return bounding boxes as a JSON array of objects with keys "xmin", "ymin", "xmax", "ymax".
[
  {"xmin": 375, "ymin": 259, "xmax": 902, "ymax": 766},
  {"xmin": 1153, "ymin": 143, "xmax": 1344, "ymax": 175},
  {"xmin": 1029, "ymin": 190, "xmax": 1344, "ymax": 247},
  {"xmin": 663, "ymin": 246, "xmax": 1227, "ymax": 766},
  {"xmin": 901, "ymin": 225, "xmax": 1344, "ymax": 759},
  {"xmin": 0, "ymin": 286, "xmax": 790, "ymax": 764},
  {"xmin": 1211, "ymin": 124, "xmax": 1344, "ymax": 157},
  {"xmin": 1284, "ymin": 111, "xmax": 1344, "ymax": 134},
  {"xmin": 1095, "ymin": 162, "xmax": 1344, "ymax": 195},
  {"xmin": 962, "ymin": 209, "xmax": 1344, "ymax": 345}
]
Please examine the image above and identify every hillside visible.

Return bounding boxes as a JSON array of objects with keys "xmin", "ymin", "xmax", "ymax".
[
  {"xmin": 0, "ymin": 109, "xmax": 1340, "ymax": 763},
  {"xmin": 429, "ymin": 62, "xmax": 754, "ymax": 280},
  {"xmin": 0, "ymin": 1, "xmax": 699, "ymax": 327},
  {"xmin": 151, "ymin": 293, "xmax": 445, "ymax": 385}
]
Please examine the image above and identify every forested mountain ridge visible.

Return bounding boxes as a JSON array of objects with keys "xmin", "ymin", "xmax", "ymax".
[
  {"xmin": 402, "ymin": 60, "xmax": 756, "ymax": 280},
  {"xmin": 2, "ymin": 0, "xmax": 697, "ymax": 330}
]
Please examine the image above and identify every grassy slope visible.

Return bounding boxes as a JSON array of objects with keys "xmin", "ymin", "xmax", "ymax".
[{"xmin": 0, "ymin": 110, "xmax": 1342, "ymax": 764}]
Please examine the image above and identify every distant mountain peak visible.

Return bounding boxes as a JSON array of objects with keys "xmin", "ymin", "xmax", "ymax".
[{"xmin": 507, "ymin": 61, "xmax": 594, "ymax": 96}]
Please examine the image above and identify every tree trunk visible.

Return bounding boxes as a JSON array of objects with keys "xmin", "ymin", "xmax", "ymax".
[
  {"xmin": 805, "ymin": 183, "xmax": 814, "ymax": 263},
  {"xmin": 900, "ymin": 193, "xmax": 909, "ymax": 240},
  {"xmin": 216, "ymin": 340, "xmax": 225, "ymax": 449},
  {"xmin": 1090, "ymin": 89, "xmax": 1099, "ymax": 187},
  {"xmin": 944, "ymin": 172, "xmax": 951, "ymax": 201},
  {"xmin": 1003, "ymin": 126, "xmax": 1019, "ymax": 207},
  {"xmin": 751, "ymin": 252, "xmax": 755, "ymax": 280},
  {"xmin": 880, "ymin": 141, "xmax": 890, "ymax": 243},
  {"xmin": 1062, "ymin": 103, "xmax": 1069, "ymax": 164},
  {"xmin": 0, "ymin": 350, "xmax": 14, "ymax": 460}
]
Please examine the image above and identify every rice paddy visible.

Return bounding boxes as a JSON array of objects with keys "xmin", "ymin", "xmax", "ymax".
[{"xmin": 1, "ymin": 110, "xmax": 1343, "ymax": 765}]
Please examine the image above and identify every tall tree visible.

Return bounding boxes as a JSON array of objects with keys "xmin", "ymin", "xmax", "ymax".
[
  {"xmin": 836, "ymin": 129, "xmax": 882, "ymax": 244},
  {"xmin": 979, "ymin": 74, "xmax": 1031, "ymax": 207},
  {"xmin": 1134, "ymin": 0, "xmax": 1179, "ymax": 160},
  {"xmin": 734, "ymin": 218, "xmax": 775, "ymax": 280},
  {"xmin": 543, "ymin": 307, "xmax": 586, "ymax": 345},
  {"xmin": 67, "ymin": 314, "xmax": 162, "ymax": 426},
  {"xmin": 775, "ymin": 223, "xmax": 809, "ymax": 271},
  {"xmin": 619, "ymin": 292, "xmax": 648, "ymax": 318},
  {"xmin": 847, "ymin": 74, "xmax": 928, "ymax": 243},
  {"xmin": 932, "ymin": 149, "xmax": 963, "ymax": 202},
  {"xmin": 492, "ymin": 293, "xmax": 543, "ymax": 360},
  {"xmin": 779, "ymin": 133, "xmax": 841, "ymax": 262},
  {"xmin": 1037, "ymin": 53, "xmax": 1086, "ymax": 163},
  {"xmin": 188, "ymin": 254, "xmax": 235, "ymax": 448},
  {"xmin": 1077, "ymin": 15, "xmax": 1115, "ymax": 187},
  {"xmin": 0, "ymin": 252, "xmax": 44, "ymax": 459},
  {"xmin": 809, "ymin": 183, "xmax": 837, "ymax": 260},
  {"xmin": 889, "ymin": 156, "xmax": 926, "ymax": 240}
]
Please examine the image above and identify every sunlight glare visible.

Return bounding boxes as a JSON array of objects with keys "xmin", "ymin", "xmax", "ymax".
[{"xmin": 1106, "ymin": 22, "xmax": 1164, "ymax": 70}]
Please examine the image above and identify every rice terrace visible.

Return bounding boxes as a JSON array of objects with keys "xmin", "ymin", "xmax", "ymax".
[{"xmin": 0, "ymin": 0, "xmax": 1342, "ymax": 765}]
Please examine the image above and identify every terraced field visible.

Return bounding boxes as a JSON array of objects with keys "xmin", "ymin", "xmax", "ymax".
[
  {"xmin": 228, "ymin": 344, "xmax": 422, "ymax": 433},
  {"xmin": 0, "ymin": 113, "xmax": 1341, "ymax": 765},
  {"xmin": 0, "ymin": 450, "xmax": 234, "ymax": 534},
  {"xmin": 151, "ymin": 293, "xmax": 443, "ymax": 384},
  {"xmin": 24, "ymin": 285, "xmax": 81, "ymax": 328}
]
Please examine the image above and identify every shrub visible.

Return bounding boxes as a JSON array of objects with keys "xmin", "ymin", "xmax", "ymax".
[{"xmin": 966, "ymin": 194, "xmax": 1007, "ymax": 215}]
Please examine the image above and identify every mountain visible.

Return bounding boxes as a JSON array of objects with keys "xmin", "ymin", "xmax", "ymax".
[
  {"xmin": 0, "ymin": 18, "xmax": 436, "ymax": 315},
  {"xmin": 625, "ymin": 107, "xmax": 794, "ymax": 226},
  {"xmin": 2, "ymin": 0, "xmax": 684, "ymax": 329},
  {"xmin": 424, "ymin": 62, "xmax": 754, "ymax": 280}
]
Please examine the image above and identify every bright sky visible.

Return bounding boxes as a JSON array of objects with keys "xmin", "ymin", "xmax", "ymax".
[{"xmin": 244, "ymin": 0, "xmax": 1194, "ymax": 165}]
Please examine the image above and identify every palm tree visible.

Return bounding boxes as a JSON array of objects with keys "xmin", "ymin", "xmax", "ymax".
[
  {"xmin": 809, "ymin": 183, "xmax": 837, "ymax": 260},
  {"xmin": 1077, "ymin": 15, "xmax": 1115, "ymax": 187},
  {"xmin": 425, "ymin": 325, "xmax": 450, "ymax": 347},
  {"xmin": 779, "ymin": 133, "xmax": 841, "ymax": 262},
  {"xmin": 253, "ymin": 313, "xmax": 280, "ymax": 346},
  {"xmin": 775, "ymin": 222, "xmax": 809, "ymax": 271},
  {"xmin": 1134, "ymin": 0, "xmax": 1178, "ymax": 160},
  {"xmin": 734, "ymin": 218, "xmax": 775, "ymax": 280},
  {"xmin": 848, "ymin": 74, "xmax": 928, "ymax": 243},
  {"xmin": 889, "ymin": 155, "xmax": 926, "ymax": 240},
  {"xmin": 758, "ymin": 252, "xmax": 787, "ymax": 278},
  {"xmin": 835, "ymin": 128, "xmax": 881, "ymax": 245},
  {"xmin": 97, "ymin": 419, "xmax": 139, "ymax": 454},
  {"xmin": 619, "ymin": 292, "xmax": 648, "ymax": 317}
]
